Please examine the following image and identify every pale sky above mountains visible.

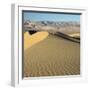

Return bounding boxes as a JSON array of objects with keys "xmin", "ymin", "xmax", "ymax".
[{"xmin": 23, "ymin": 11, "xmax": 80, "ymax": 22}]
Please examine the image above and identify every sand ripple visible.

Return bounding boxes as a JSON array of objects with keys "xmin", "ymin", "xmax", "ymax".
[{"xmin": 24, "ymin": 34, "xmax": 80, "ymax": 77}]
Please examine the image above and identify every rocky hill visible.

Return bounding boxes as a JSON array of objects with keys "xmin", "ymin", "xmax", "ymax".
[{"xmin": 24, "ymin": 21, "xmax": 80, "ymax": 35}]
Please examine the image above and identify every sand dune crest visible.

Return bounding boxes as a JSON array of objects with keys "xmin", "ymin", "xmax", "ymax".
[{"xmin": 24, "ymin": 31, "xmax": 49, "ymax": 50}]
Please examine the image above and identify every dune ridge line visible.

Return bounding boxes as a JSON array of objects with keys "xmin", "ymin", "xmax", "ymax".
[{"xmin": 24, "ymin": 31, "xmax": 49, "ymax": 50}]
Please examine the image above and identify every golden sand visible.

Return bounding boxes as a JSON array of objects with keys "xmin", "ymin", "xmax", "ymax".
[
  {"xmin": 24, "ymin": 33, "xmax": 80, "ymax": 77},
  {"xmin": 68, "ymin": 33, "xmax": 80, "ymax": 37},
  {"xmin": 24, "ymin": 31, "xmax": 49, "ymax": 50}
]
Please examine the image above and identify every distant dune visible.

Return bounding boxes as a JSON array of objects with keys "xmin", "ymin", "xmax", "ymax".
[
  {"xmin": 68, "ymin": 33, "xmax": 80, "ymax": 38},
  {"xmin": 24, "ymin": 31, "xmax": 80, "ymax": 77}
]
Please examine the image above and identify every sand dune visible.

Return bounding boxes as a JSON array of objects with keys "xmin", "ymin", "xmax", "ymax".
[
  {"xmin": 24, "ymin": 31, "xmax": 49, "ymax": 50},
  {"xmin": 68, "ymin": 33, "xmax": 80, "ymax": 37},
  {"xmin": 24, "ymin": 32, "xmax": 80, "ymax": 77}
]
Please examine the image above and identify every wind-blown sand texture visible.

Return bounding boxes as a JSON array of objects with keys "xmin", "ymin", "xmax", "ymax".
[{"xmin": 24, "ymin": 31, "xmax": 80, "ymax": 77}]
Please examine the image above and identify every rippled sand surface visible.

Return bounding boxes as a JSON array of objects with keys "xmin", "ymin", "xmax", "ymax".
[{"xmin": 24, "ymin": 32, "xmax": 80, "ymax": 77}]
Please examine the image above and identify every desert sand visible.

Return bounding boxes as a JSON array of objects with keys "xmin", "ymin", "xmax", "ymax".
[
  {"xmin": 24, "ymin": 31, "xmax": 49, "ymax": 50},
  {"xmin": 24, "ymin": 31, "xmax": 80, "ymax": 77},
  {"xmin": 68, "ymin": 33, "xmax": 80, "ymax": 38}
]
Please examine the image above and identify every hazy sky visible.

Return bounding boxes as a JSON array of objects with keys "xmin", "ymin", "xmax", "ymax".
[{"xmin": 23, "ymin": 11, "xmax": 80, "ymax": 22}]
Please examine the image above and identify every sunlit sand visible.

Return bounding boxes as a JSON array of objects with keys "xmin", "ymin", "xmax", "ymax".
[
  {"xmin": 24, "ymin": 31, "xmax": 49, "ymax": 50},
  {"xmin": 24, "ymin": 32, "xmax": 80, "ymax": 77},
  {"xmin": 68, "ymin": 33, "xmax": 80, "ymax": 38}
]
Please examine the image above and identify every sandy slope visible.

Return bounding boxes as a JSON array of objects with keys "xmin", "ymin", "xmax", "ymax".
[
  {"xmin": 24, "ymin": 31, "xmax": 49, "ymax": 50},
  {"xmin": 68, "ymin": 33, "xmax": 80, "ymax": 37},
  {"xmin": 24, "ymin": 32, "xmax": 80, "ymax": 77}
]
